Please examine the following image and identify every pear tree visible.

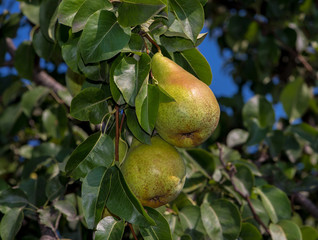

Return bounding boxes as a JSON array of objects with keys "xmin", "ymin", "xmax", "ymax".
[{"xmin": 0, "ymin": 0, "xmax": 318, "ymax": 240}]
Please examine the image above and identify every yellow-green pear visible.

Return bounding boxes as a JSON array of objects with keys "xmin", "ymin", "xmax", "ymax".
[
  {"xmin": 121, "ymin": 136, "xmax": 186, "ymax": 208},
  {"xmin": 151, "ymin": 52, "xmax": 220, "ymax": 148}
]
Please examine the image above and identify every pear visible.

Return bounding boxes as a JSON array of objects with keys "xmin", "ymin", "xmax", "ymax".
[
  {"xmin": 151, "ymin": 52, "xmax": 220, "ymax": 148},
  {"xmin": 121, "ymin": 136, "xmax": 186, "ymax": 208}
]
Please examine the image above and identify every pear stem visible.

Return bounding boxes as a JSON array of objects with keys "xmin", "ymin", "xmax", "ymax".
[
  {"xmin": 140, "ymin": 31, "xmax": 161, "ymax": 53},
  {"xmin": 115, "ymin": 105, "xmax": 119, "ymax": 162},
  {"xmin": 128, "ymin": 223, "xmax": 138, "ymax": 240}
]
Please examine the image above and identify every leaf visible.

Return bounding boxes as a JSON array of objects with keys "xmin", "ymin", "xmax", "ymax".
[
  {"xmin": 300, "ymin": 226, "xmax": 318, "ymax": 240},
  {"xmin": 204, "ymin": 199, "xmax": 242, "ymax": 240},
  {"xmin": 288, "ymin": 123, "xmax": 318, "ymax": 152},
  {"xmin": 186, "ymin": 148, "xmax": 215, "ymax": 175},
  {"xmin": 169, "ymin": 0, "xmax": 204, "ymax": 43},
  {"xmin": 140, "ymin": 207, "xmax": 173, "ymax": 240},
  {"xmin": 82, "ymin": 167, "xmax": 112, "ymax": 229},
  {"xmin": 40, "ymin": 0, "xmax": 58, "ymax": 41},
  {"xmin": 19, "ymin": 177, "xmax": 47, "ymax": 207},
  {"xmin": 72, "ymin": 0, "xmax": 112, "ymax": 33},
  {"xmin": 125, "ymin": 108, "xmax": 151, "ymax": 144},
  {"xmin": 0, "ymin": 189, "xmax": 29, "ymax": 208},
  {"xmin": 239, "ymin": 222, "xmax": 262, "ymax": 240},
  {"xmin": 57, "ymin": 0, "xmax": 86, "ymax": 26},
  {"xmin": 14, "ymin": 41, "xmax": 35, "ymax": 80},
  {"xmin": 95, "ymin": 217, "xmax": 125, "ymax": 240},
  {"xmin": 226, "ymin": 128, "xmax": 249, "ymax": 148},
  {"xmin": 61, "ymin": 32, "xmax": 81, "ymax": 74},
  {"xmin": 0, "ymin": 208, "xmax": 24, "ymax": 240},
  {"xmin": 158, "ymin": 33, "xmax": 207, "ymax": 52},
  {"xmin": 280, "ymin": 78, "xmax": 310, "ymax": 122},
  {"xmin": 21, "ymin": 86, "xmax": 49, "ymax": 117},
  {"xmin": 232, "ymin": 164, "xmax": 254, "ymax": 196},
  {"xmin": 179, "ymin": 205, "xmax": 206, "ymax": 239},
  {"xmin": 277, "ymin": 220, "xmax": 302, "ymax": 240},
  {"xmin": 106, "ymin": 166, "xmax": 155, "ymax": 227},
  {"xmin": 176, "ymin": 48, "xmax": 212, "ymax": 85},
  {"xmin": 242, "ymin": 95, "xmax": 275, "ymax": 129},
  {"xmin": 70, "ymin": 87, "xmax": 109, "ymax": 124},
  {"xmin": 200, "ymin": 202, "xmax": 223, "ymax": 240},
  {"xmin": 65, "ymin": 132, "xmax": 114, "ymax": 179},
  {"xmin": 79, "ymin": 10, "xmax": 131, "ymax": 63},
  {"xmin": 114, "ymin": 54, "xmax": 151, "ymax": 106},
  {"xmin": 135, "ymin": 83, "xmax": 160, "ymax": 134},
  {"xmin": 32, "ymin": 29, "xmax": 57, "ymax": 61},
  {"xmin": 20, "ymin": 0, "xmax": 41, "ymax": 25},
  {"xmin": 255, "ymin": 185, "xmax": 291, "ymax": 224},
  {"xmin": 118, "ymin": 0, "xmax": 166, "ymax": 27},
  {"xmin": 45, "ymin": 175, "xmax": 65, "ymax": 201}
]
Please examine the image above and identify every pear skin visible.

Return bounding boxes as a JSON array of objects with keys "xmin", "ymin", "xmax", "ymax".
[
  {"xmin": 121, "ymin": 136, "xmax": 186, "ymax": 208},
  {"xmin": 151, "ymin": 52, "xmax": 220, "ymax": 148}
]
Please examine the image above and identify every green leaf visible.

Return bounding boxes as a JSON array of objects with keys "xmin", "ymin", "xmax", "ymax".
[
  {"xmin": 158, "ymin": 33, "xmax": 207, "ymax": 52},
  {"xmin": 40, "ymin": 0, "xmax": 58, "ymax": 41},
  {"xmin": 226, "ymin": 128, "xmax": 249, "ymax": 148},
  {"xmin": 114, "ymin": 54, "xmax": 151, "ymax": 106},
  {"xmin": 0, "ymin": 104, "xmax": 22, "ymax": 136},
  {"xmin": 232, "ymin": 164, "xmax": 254, "ymax": 196},
  {"xmin": 280, "ymin": 78, "xmax": 310, "ymax": 122},
  {"xmin": 57, "ymin": 0, "xmax": 86, "ymax": 26},
  {"xmin": 179, "ymin": 205, "xmax": 206, "ymax": 239},
  {"xmin": 200, "ymin": 202, "xmax": 222, "ymax": 240},
  {"xmin": 14, "ymin": 41, "xmax": 35, "ymax": 80},
  {"xmin": 53, "ymin": 194, "xmax": 78, "ymax": 223},
  {"xmin": 32, "ymin": 29, "xmax": 57, "ymax": 61},
  {"xmin": 0, "ymin": 208, "xmax": 24, "ymax": 240},
  {"xmin": 239, "ymin": 222, "xmax": 262, "ymax": 240},
  {"xmin": 65, "ymin": 68, "xmax": 85, "ymax": 97},
  {"xmin": 277, "ymin": 220, "xmax": 302, "ymax": 240},
  {"xmin": 288, "ymin": 123, "xmax": 318, "ymax": 152},
  {"xmin": 118, "ymin": 0, "xmax": 166, "ymax": 27},
  {"xmin": 106, "ymin": 166, "xmax": 155, "ymax": 227},
  {"xmin": 61, "ymin": 32, "xmax": 81, "ymax": 74},
  {"xmin": 0, "ymin": 189, "xmax": 29, "ymax": 208},
  {"xmin": 140, "ymin": 207, "xmax": 173, "ymax": 240},
  {"xmin": 42, "ymin": 105, "xmax": 68, "ymax": 139},
  {"xmin": 169, "ymin": 0, "xmax": 204, "ymax": 43},
  {"xmin": 203, "ymin": 199, "xmax": 242, "ymax": 240},
  {"xmin": 135, "ymin": 83, "xmax": 160, "ymax": 134},
  {"xmin": 300, "ymin": 226, "xmax": 318, "ymax": 240},
  {"xmin": 79, "ymin": 10, "xmax": 131, "ymax": 63},
  {"xmin": 125, "ymin": 108, "xmax": 151, "ymax": 144},
  {"xmin": 95, "ymin": 217, "xmax": 125, "ymax": 240},
  {"xmin": 65, "ymin": 132, "xmax": 114, "ymax": 179},
  {"xmin": 255, "ymin": 185, "xmax": 291, "ymax": 223},
  {"xmin": 176, "ymin": 48, "xmax": 212, "ymax": 85},
  {"xmin": 19, "ymin": 177, "xmax": 47, "ymax": 207},
  {"xmin": 45, "ymin": 175, "xmax": 66, "ymax": 201},
  {"xmin": 72, "ymin": 0, "xmax": 112, "ymax": 33},
  {"xmin": 82, "ymin": 167, "xmax": 112, "ymax": 229},
  {"xmin": 242, "ymin": 95, "xmax": 275, "ymax": 129},
  {"xmin": 1, "ymin": 13, "xmax": 20, "ymax": 38},
  {"xmin": 70, "ymin": 87, "xmax": 109, "ymax": 124},
  {"xmin": 186, "ymin": 148, "xmax": 215, "ymax": 175},
  {"xmin": 20, "ymin": 0, "xmax": 41, "ymax": 25},
  {"xmin": 21, "ymin": 86, "xmax": 49, "ymax": 117}
]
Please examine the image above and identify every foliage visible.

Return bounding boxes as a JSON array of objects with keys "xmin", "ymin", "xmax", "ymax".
[{"xmin": 0, "ymin": 0, "xmax": 317, "ymax": 240}]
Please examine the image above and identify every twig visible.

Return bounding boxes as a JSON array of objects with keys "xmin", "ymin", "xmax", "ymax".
[
  {"xmin": 128, "ymin": 223, "xmax": 138, "ymax": 240},
  {"xmin": 140, "ymin": 31, "xmax": 161, "ymax": 53},
  {"xmin": 119, "ymin": 111, "xmax": 126, "ymax": 135},
  {"xmin": 115, "ymin": 105, "xmax": 119, "ymax": 162},
  {"xmin": 217, "ymin": 143, "xmax": 270, "ymax": 235}
]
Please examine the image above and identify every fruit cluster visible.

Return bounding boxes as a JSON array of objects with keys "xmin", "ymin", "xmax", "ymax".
[{"xmin": 121, "ymin": 52, "xmax": 220, "ymax": 208}]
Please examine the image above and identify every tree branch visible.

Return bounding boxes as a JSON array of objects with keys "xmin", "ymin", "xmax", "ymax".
[
  {"xmin": 217, "ymin": 143, "xmax": 270, "ymax": 235},
  {"xmin": 5, "ymin": 38, "xmax": 66, "ymax": 93},
  {"xmin": 293, "ymin": 192, "xmax": 318, "ymax": 220}
]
